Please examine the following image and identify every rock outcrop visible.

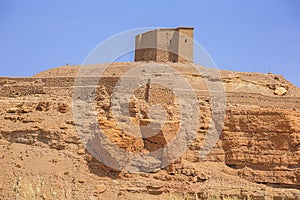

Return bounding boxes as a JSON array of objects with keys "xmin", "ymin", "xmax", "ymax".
[{"xmin": 0, "ymin": 62, "xmax": 299, "ymax": 199}]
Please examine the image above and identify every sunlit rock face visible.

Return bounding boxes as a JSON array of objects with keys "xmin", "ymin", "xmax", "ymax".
[{"xmin": 0, "ymin": 62, "xmax": 299, "ymax": 199}]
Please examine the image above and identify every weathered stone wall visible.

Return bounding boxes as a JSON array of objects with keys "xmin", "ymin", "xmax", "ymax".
[
  {"xmin": 0, "ymin": 77, "xmax": 45, "ymax": 97},
  {"xmin": 134, "ymin": 48, "xmax": 157, "ymax": 62},
  {"xmin": 134, "ymin": 27, "xmax": 194, "ymax": 63},
  {"xmin": 135, "ymin": 30, "xmax": 157, "ymax": 61},
  {"xmin": 177, "ymin": 28, "xmax": 194, "ymax": 62},
  {"xmin": 156, "ymin": 29, "xmax": 177, "ymax": 62}
]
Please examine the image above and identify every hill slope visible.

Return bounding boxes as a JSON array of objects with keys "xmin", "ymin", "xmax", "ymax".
[{"xmin": 0, "ymin": 62, "xmax": 299, "ymax": 199}]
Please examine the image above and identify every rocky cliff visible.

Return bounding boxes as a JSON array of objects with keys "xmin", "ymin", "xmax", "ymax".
[{"xmin": 0, "ymin": 62, "xmax": 299, "ymax": 199}]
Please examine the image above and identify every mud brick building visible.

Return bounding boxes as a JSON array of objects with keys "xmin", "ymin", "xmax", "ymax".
[{"xmin": 134, "ymin": 27, "xmax": 194, "ymax": 63}]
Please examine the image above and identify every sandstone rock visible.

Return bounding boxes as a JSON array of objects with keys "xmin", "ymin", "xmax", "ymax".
[
  {"xmin": 6, "ymin": 107, "xmax": 19, "ymax": 113},
  {"xmin": 274, "ymin": 86, "xmax": 288, "ymax": 95},
  {"xmin": 196, "ymin": 172, "xmax": 209, "ymax": 182},
  {"xmin": 36, "ymin": 101, "xmax": 50, "ymax": 111},
  {"xmin": 58, "ymin": 102, "xmax": 70, "ymax": 113},
  {"xmin": 0, "ymin": 139, "xmax": 10, "ymax": 145},
  {"xmin": 78, "ymin": 178, "xmax": 85, "ymax": 183},
  {"xmin": 1, "ymin": 63, "xmax": 300, "ymax": 199},
  {"xmin": 94, "ymin": 184, "xmax": 106, "ymax": 194},
  {"xmin": 77, "ymin": 148, "xmax": 85, "ymax": 155},
  {"xmin": 19, "ymin": 106, "xmax": 33, "ymax": 113}
]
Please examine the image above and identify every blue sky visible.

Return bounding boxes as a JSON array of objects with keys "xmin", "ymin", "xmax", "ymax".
[{"xmin": 1, "ymin": 0, "xmax": 299, "ymax": 86}]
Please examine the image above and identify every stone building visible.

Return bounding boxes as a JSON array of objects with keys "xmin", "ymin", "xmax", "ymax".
[{"xmin": 134, "ymin": 27, "xmax": 194, "ymax": 63}]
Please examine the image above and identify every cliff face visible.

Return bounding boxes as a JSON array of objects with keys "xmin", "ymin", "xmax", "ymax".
[
  {"xmin": 0, "ymin": 62, "xmax": 299, "ymax": 199},
  {"xmin": 223, "ymin": 108, "xmax": 300, "ymax": 187}
]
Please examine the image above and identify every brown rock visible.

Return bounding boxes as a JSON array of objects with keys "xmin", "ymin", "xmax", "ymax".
[
  {"xmin": 274, "ymin": 86, "xmax": 288, "ymax": 95},
  {"xmin": 6, "ymin": 107, "xmax": 19, "ymax": 113},
  {"xmin": 58, "ymin": 102, "xmax": 70, "ymax": 113},
  {"xmin": 77, "ymin": 148, "xmax": 85, "ymax": 155},
  {"xmin": 78, "ymin": 178, "xmax": 85, "ymax": 183},
  {"xmin": 36, "ymin": 101, "xmax": 50, "ymax": 111},
  {"xmin": 94, "ymin": 184, "xmax": 106, "ymax": 194}
]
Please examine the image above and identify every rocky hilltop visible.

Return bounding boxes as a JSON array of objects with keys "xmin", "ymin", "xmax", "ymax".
[{"xmin": 0, "ymin": 62, "xmax": 299, "ymax": 199}]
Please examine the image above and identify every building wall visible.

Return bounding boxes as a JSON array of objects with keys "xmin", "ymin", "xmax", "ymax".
[
  {"xmin": 156, "ymin": 29, "xmax": 176, "ymax": 62},
  {"xmin": 134, "ymin": 30, "xmax": 157, "ymax": 61},
  {"xmin": 168, "ymin": 30, "xmax": 180, "ymax": 62},
  {"xmin": 134, "ymin": 27, "xmax": 194, "ymax": 63},
  {"xmin": 177, "ymin": 28, "xmax": 194, "ymax": 63}
]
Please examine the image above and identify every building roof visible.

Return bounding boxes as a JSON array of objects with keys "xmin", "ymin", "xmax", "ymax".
[
  {"xmin": 157, "ymin": 27, "xmax": 194, "ymax": 31},
  {"xmin": 136, "ymin": 27, "xmax": 194, "ymax": 37}
]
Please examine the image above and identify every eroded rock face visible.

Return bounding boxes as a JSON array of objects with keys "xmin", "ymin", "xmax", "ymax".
[
  {"xmin": 274, "ymin": 86, "xmax": 288, "ymax": 96},
  {"xmin": 0, "ymin": 62, "xmax": 300, "ymax": 199},
  {"xmin": 223, "ymin": 108, "xmax": 300, "ymax": 186}
]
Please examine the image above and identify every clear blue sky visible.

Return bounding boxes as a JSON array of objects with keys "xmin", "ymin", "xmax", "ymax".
[{"xmin": 1, "ymin": 0, "xmax": 299, "ymax": 86}]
